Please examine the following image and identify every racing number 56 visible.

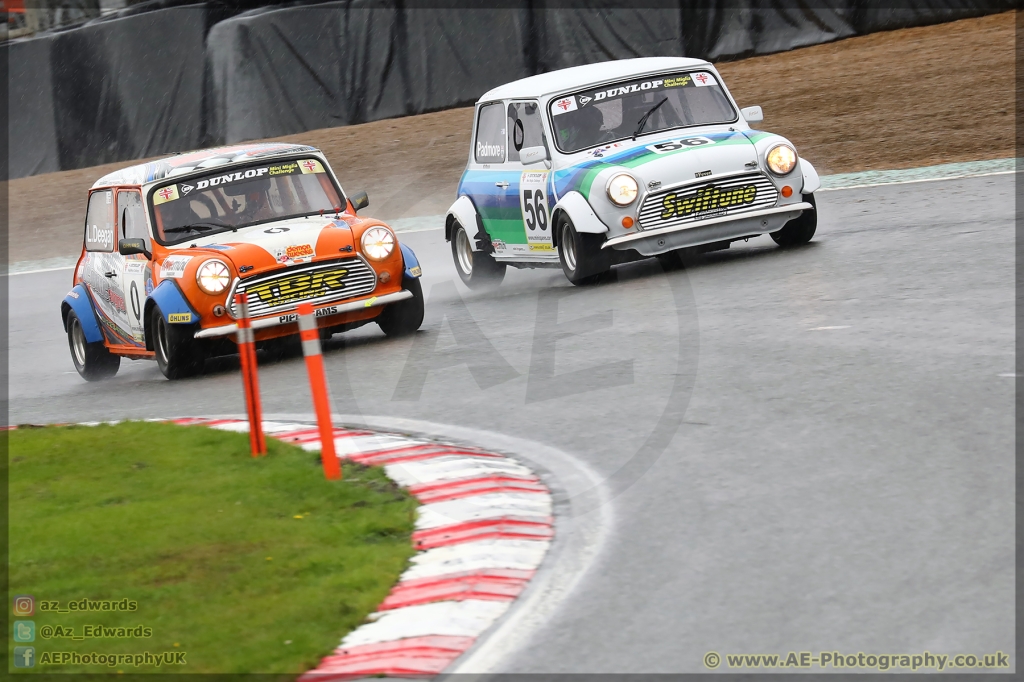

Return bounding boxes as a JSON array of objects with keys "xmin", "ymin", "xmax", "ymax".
[{"xmin": 522, "ymin": 189, "xmax": 548, "ymax": 232}]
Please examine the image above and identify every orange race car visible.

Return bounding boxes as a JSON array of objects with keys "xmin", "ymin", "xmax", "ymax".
[{"xmin": 60, "ymin": 143, "xmax": 424, "ymax": 380}]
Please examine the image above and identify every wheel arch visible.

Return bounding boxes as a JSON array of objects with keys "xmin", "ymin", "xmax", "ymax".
[
  {"xmin": 61, "ymin": 285, "xmax": 104, "ymax": 343},
  {"xmin": 446, "ymin": 195, "xmax": 481, "ymax": 246},
  {"xmin": 144, "ymin": 280, "xmax": 199, "ymax": 352},
  {"xmin": 551, "ymin": 192, "xmax": 609, "ymax": 250},
  {"xmin": 399, "ymin": 243, "xmax": 422, "ymax": 279},
  {"xmin": 800, "ymin": 158, "xmax": 821, "ymax": 194}
]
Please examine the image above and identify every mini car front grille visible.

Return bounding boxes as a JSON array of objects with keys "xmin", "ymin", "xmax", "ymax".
[
  {"xmin": 637, "ymin": 172, "xmax": 779, "ymax": 231},
  {"xmin": 227, "ymin": 258, "xmax": 377, "ymax": 318}
]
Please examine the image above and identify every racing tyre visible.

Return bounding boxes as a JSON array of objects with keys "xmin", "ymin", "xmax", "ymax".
[
  {"xmin": 151, "ymin": 308, "xmax": 205, "ymax": 380},
  {"xmin": 67, "ymin": 311, "xmax": 120, "ymax": 381},
  {"xmin": 377, "ymin": 276, "xmax": 425, "ymax": 337},
  {"xmin": 558, "ymin": 216, "xmax": 611, "ymax": 285},
  {"xmin": 771, "ymin": 193, "xmax": 817, "ymax": 247},
  {"xmin": 451, "ymin": 222, "xmax": 505, "ymax": 290}
]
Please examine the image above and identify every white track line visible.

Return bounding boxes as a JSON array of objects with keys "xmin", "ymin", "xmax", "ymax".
[{"xmin": 818, "ymin": 169, "xmax": 1017, "ymax": 192}]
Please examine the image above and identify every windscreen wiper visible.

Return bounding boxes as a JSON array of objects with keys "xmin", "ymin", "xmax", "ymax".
[
  {"xmin": 633, "ymin": 97, "xmax": 669, "ymax": 140},
  {"xmin": 163, "ymin": 222, "xmax": 231, "ymax": 234}
]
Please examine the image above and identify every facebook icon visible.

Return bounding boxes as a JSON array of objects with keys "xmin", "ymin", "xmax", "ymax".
[{"xmin": 14, "ymin": 646, "xmax": 35, "ymax": 668}]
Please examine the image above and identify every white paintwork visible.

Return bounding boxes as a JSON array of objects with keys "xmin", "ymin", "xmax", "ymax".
[
  {"xmin": 297, "ymin": 433, "xmax": 429, "ymax": 455},
  {"xmin": 445, "ymin": 195, "xmax": 482, "ymax": 249},
  {"xmin": 552, "ymin": 191, "xmax": 609, "ymax": 235},
  {"xmin": 801, "ymin": 158, "xmax": 821, "ymax": 194},
  {"xmin": 401, "ymin": 539, "xmax": 552, "ymax": 581},
  {"xmin": 479, "ymin": 57, "xmax": 710, "ymax": 102},
  {"xmin": 455, "ymin": 58, "xmax": 820, "ymax": 267},
  {"xmin": 416, "ymin": 492, "xmax": 552, "ymax": 530},
  {"xmin": 741, "ymin": 105, "xmax": 764, "ymax": 123},
  {"xmin": 385, "ymin": 456, "xmax": 535, "ymax": 487},
  {"xmin": 519, "ymin": 146, "xmax": 549, "ymax": 166},
  {"xmin": 601, "ymin": 202, "xmax": 813, "ymax": 249},
  {"xmin": 91, "ymin": 143, "xmax": 318, "ymax": 189},
  {"xmin": 208, "ymin": 421, "xmax": 252, "ymax": 433},
  {"xmin": 339, "ymin": 599, "xmax": 511, "ymax": 647}
]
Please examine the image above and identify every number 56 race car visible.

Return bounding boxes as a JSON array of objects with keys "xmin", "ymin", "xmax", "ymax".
[
  {"xmin": 61, "ymin": 143, "xmax": 424, "ymax": 381},
  {"xmin": 446, "ymin": 57, "xmax": 820, "ymax": 286}
]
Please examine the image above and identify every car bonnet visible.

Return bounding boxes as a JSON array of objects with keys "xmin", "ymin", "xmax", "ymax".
[
  {"xmin": 552, "ymin": 129, "xmax": 775, "ymax": 201},
  {"xmin": 165, "ymin": 215, "xmax": 357, "ymax": 270}
]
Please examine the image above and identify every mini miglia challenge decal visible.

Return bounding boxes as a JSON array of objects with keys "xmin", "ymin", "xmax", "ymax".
[{"xmin": 520, "ymin": 171, "xmax": 553, "ymax": 252}]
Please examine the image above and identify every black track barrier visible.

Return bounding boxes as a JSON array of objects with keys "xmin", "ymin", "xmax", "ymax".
[{"xmin": 6, "ymin": 0, "xmax": 1015, "ymax": 178}]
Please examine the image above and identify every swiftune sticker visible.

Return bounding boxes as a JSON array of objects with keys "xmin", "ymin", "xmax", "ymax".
[{"xmin": 660, "ymin": 184, "xmax": 757, "ymax": 220}]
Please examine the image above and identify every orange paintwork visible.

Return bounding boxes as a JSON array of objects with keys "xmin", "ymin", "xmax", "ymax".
[{"xmin": 74, "ymin": 175, "xmax": 409, "ymax": 351}]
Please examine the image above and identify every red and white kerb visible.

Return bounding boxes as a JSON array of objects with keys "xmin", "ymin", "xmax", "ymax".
[{"xmin": 170, "ymin": 417, "xmax": 554, "ymax": 679}]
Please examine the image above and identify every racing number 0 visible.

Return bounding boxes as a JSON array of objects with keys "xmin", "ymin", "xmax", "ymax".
[{"xmin": 523, "ymin": 189, "xmax": 548, "ymax": 232}]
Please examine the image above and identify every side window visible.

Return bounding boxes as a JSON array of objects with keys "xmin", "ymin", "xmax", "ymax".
[
  {"xmin": 117, "ymin": 190, "xmax": 148, "ymax": 248},
  {"xmin": 85, "ymin": 190, "xmax": 115, "ymax": 252},
  {"xmin": 507, "ymin": 101, "xmax": 545, "ymax": 163},
  {"xmin": 474, "ymin": 102, "xmax": 506, "ymax": 163}
]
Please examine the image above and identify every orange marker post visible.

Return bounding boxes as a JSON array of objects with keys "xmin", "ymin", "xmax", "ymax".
[
  {"xmin": 234, "ymin": 293, "xmax": 266, "ymax": 456},
  {"xmin": 296, "ymin": 302, "xmax": 341, "ymax": 480}
]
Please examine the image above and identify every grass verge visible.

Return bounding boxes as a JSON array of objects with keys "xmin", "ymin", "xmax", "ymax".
[{"xmin": 8, "ymin": 422, "xmax": 418, "ymax": 674}]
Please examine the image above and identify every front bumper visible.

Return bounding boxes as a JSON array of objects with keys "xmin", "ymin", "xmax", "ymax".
[
  {"xmin": 604, "ymin": 202, "xmax": 813, "ymax": 256},
  {"xmin": 193, "ymin": 289, "xmax": 413, "ymax": 339}
]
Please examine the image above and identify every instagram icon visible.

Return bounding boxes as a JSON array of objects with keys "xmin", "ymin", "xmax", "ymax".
[{"xmin": 13, "ymin": 595, "xmax": 34, "ymax": 616}]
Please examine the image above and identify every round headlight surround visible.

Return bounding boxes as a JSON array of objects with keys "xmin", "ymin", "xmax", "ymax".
[
  {"xmin": 766, "ymin": 144, "xmax": 798, "ymax": 176},
  {"xmin": 606, "ymin": 173, "xmax": 639, "ymax": 206},
  {"xmin": 196, "ymin": 259, "xmax": 231, "ymax": 295},
  {"xmin": 361, "ymin": 226, "xmax": 396, "ymax": 261}
]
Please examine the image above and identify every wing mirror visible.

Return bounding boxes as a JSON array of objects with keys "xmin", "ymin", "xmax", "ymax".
[
  {"xmin": 118, "ymin": 238, "xmax": 150, "ymax": 258},
  {"xmin": 349, "ymin": 191, "xmax": 369, "ymax": 212},
  {"xmin": 741, "ymin": 106, "xmax": 763, "ymax": 124},
  {"xmin": 520, "ymin": 146, "xmax": 550, "ymax": 166}
]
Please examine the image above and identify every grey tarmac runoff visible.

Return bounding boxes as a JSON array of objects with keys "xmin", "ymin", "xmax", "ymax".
[{"xmin": 8, "ymin": 174, "xmax": 1014, "ymax": 672}]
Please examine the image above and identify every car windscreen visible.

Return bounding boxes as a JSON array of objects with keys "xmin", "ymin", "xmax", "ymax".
[
  {"xmin": 150, "ymin": 158, "xmax": 344, "ymax": 246},
  {"xmin": 548, "ymin": 71, "xmax": 737, "ymax": 154}
]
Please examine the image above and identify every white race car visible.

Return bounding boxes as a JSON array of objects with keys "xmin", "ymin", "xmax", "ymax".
[{"xmin": 445, "ymin": 57, "xmax": 820, "ymax": 286}]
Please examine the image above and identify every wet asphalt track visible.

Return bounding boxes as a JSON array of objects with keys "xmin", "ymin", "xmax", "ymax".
[{"xmin": 8, "ymin": 174, "xmax": 1015, "ymax": 672}]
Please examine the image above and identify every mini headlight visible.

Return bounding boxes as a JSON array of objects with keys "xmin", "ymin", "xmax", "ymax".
[
  {"xmin": 361, "ymin": 226, "xmax": 395, "ymax": 261},
  {"xmin": 196, "ymin": 259, "xmax": 231, "ymax": 295},
  {"xmin": 607, "ymin": 173, "xmax": 639, "ymax": 206},
  {"xmin": 766, "ymin": 144, "xmax": 797, "ymax": 175}
]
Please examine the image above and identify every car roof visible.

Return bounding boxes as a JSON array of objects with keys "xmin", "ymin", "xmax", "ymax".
[
  {"xmin": 478, "ymin": 57, "xmax": 712, "ymax": 102},
  {"xmin": 90, "ymin": 142, "xmax": 321, "ymax": 189}
]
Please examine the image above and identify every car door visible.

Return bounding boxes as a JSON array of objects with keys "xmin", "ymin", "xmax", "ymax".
[
  {"xmin": 115, "ymin": 189, "xmax": 152, "ymax": 347},
  {"xmin": 507, "ymin": 100, "xmax": 556, "ymax": 257},
  {"xmin": 80, "ymin": 189, "xmax": 136, "ymax": 346},
  {"xmin": 462, "ymin": 101, "xmax": 524, "ymax": 257}
]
